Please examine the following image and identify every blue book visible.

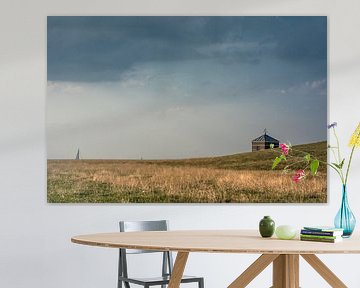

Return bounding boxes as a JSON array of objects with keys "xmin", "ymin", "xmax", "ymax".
[{"xmin": 302, "ymin": 226, "xmax": 343, "ymax": 236}]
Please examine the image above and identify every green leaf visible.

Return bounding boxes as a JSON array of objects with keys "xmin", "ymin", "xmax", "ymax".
[
  {"xmin": 272, "ymin": 157, "xmax": 282, "ymax": 169},
  {"xmin": 280, "ymin": 154, "xmax": 287, "ymax": 161},
  {"xmin": 310, "ymin": 159, "xmax": 320, "ymax": 176},
  {"xmin": 329, "ymin": 163, "xmax": 342, "ymax": 174},
  {"xmin": 304, "ymin": 154, "xmax": 311, "ymax": 164},
  {"xmin": 270, "ymin": 144, "xmax": 274, "ymax": 149},
  {"xmin": 339, "ymin": 159, "xmax": 345, "ymax": 169},
  {"xmin": 332, "ymin": 162, "xmax": 344, "ymax": 169}
]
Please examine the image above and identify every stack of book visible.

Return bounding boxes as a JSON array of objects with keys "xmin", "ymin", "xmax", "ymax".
[{"xmin": 300, "ymin": 226, "xmax": 344, "ymax": 243}]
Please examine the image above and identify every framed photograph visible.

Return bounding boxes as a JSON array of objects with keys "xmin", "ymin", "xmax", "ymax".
[{"xmin": 47, "ymin": 16, "xmax": 327, "ymax": 203}]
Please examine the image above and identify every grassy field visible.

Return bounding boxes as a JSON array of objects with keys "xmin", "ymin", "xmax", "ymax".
[{"xmin": 47, "ymin": 141, "xmax": 327, "ymax": 203}]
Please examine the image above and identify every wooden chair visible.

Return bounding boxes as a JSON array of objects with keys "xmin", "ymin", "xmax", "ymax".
[{"xmin": 118, "ymin": 220, "xmax": 204, "ymax": 288}]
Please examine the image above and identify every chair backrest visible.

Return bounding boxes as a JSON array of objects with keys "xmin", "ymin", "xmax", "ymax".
[
  {"xmin": 118, "ymin": 220, "xmax": 174, "ymax": 282},
  {"xmin": 120, "ymin": 220, "xmax": 168, "ymax": 232},
  {"xmin": 119, "ymin": 220, "xmax": 169, "ymax": 254}
]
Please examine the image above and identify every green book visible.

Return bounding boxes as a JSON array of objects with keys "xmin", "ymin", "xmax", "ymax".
[
  {"xmin": 300, "ymin": 234, "xmax": 340, "ymax": 240},
  {"xmin": 300, "ymin": 236, "xmax": 342, "ymax": 243}
]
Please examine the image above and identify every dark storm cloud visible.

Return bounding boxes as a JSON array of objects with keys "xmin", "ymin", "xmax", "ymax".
[{"xmin": 47, "ymin": 16, "xmax": 327, "ymax": 82}]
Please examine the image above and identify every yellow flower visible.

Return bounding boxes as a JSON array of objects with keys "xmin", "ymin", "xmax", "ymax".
[{"xmin": 349, "ymin": 122, "xmax": 360, "ymax": 147}]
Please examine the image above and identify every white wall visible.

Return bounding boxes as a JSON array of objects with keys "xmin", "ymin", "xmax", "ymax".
[{"xmin": 1, "ymin": 0, "xmax": 360, "ymax": 287}]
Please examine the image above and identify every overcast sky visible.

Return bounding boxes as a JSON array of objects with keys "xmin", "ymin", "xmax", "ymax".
[{"xmin": 47, "ymin": 16, "xmax": 327, "ymax": 159}]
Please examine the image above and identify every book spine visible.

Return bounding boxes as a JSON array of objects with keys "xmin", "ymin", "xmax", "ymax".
[
  {"xmin": 301, "ymin": 230, "xmax": 336, "ymax": 236},
  {"xmin": 300, "ymin": 237, "xmax": 337, "ymax": 243},
  {"xmin": 300, "ymin": 234, "xmax": 337, "ymax": 240}
]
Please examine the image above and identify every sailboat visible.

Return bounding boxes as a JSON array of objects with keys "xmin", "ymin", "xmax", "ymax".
[{"xmin": 75, "ymin": 148, "xmax": 80, "ymax": 160}]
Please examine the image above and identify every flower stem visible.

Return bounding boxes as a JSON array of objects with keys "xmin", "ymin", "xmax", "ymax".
[
  {"xmin": 330, "ymin": 148, "xmax": 339, "ymax": 165},
  {"xmin": 332, "ymin": 127, "xmax": 345, "ymax": 183},
  {"xmin": 327, "ymin": 163, "xmax": 344, "ymax": 181},
  {"xmin": 281, "ymin": 146, "xmax": 345, "ymax": 183},
  {"xmin": 333, "ymin": 127, "xmax": 343, "ymax": 165},
  {"xmin": 345, "ymin": 145, "xmax": 356, "ymax": 185},
  {"xmin": 284, "ymin": 160, "xmax": 308, "ymax": 169}
]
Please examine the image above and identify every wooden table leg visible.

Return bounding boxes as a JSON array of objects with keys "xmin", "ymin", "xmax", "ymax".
[
  {"xmin": 168, "ymin": 252, "xmax": 189, "ymax": 288},
  {"xmin": 228, "ymin": 254, "xmax": 279, "ymax": 288},
  {"xmin": 229, "ymin": 253, "xmax": 347, "ymax": 288},
  {"xmin": 301, "ymin": 254, "xmax": 347, "ymax": 288},
  {"xmin": 272, "ymin": 254, "xmax": 299, "ymax": 288},
  {"xmin": 288, "ymin": 255, "xmax": 299, "ymax": 288}
]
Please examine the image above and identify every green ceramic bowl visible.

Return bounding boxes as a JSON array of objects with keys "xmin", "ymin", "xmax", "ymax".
[{"xmin": 275, "ymin": 225, "xmax": 297, "ymax": 240}]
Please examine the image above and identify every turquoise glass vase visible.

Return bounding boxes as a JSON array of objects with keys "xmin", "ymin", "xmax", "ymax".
[{"xmin": 334, "ymin": 185, "xmax": 356, "ymax": 237}]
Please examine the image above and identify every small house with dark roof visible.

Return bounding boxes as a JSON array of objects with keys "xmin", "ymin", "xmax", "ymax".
[{"xmin": 252, "ymin": 129, "xmax": 279, "ymax": 152}]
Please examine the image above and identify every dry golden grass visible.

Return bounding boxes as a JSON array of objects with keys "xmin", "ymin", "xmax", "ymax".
[{"xmin": 47, "ymin": 160, "xmax": 326, "ymax": 203}]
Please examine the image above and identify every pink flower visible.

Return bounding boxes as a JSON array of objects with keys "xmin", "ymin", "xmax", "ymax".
[
  {"xmin": 292, "ymin": 170, "xmax": 305, "ymax": 183},
  {"xmin": 279, "ymin": 143, "xmax": 289, "ymax": 155}
]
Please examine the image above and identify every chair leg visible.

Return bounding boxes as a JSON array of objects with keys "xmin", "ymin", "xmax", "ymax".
[{"xmin": 198, "ymin": 278, "xmax": 204, "ymax": 288}]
